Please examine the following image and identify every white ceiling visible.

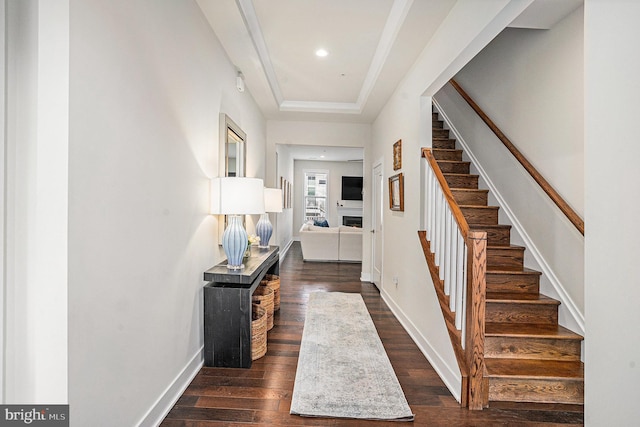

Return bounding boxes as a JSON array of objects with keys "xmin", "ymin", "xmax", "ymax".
[
  {"xmin": 197, "ymin": 0, "xmax": 583, "ymax": 127},
  {"xmin": 197, "ymin": 0, "xmax": 457, "ymax": 123}
]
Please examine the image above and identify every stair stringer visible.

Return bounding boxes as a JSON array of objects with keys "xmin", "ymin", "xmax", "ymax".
[{"xmin": 432, "ymin": 99, "xmax": 585, "ymax": 339}]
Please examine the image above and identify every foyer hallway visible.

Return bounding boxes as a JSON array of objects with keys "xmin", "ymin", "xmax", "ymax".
[{"xmin": 161, "ymin": 242, "xmax": 584, "ymax": 426}]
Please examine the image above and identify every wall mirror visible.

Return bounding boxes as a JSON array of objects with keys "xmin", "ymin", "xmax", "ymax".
[
  {"xmin": 221, "ymin": 113, "xmax": 246, "ymax": 178},
  {"xmin": 219, "ymin": 114, "xmax": 247, "ymax": 241}
]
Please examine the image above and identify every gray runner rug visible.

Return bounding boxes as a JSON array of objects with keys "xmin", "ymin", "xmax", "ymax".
[{"xmin": 290, "ymin": 291, "xmax": 414, "ymax": 421}]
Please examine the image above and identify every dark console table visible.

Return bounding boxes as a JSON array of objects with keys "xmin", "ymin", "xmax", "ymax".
[{"xmin": 203, "ymin": 246, "xmax": 279, "ymax": 368}]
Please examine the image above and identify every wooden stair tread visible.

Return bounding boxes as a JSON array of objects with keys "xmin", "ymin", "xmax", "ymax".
[
  {"xmin": 437, "ymin": 160, "xmax": 470, "ymax": 165},
  {"xmin": 451, "ymin": 188, "xmax": 488, "ymax": 193},
  {"xmin": 485, "ymin": 358, "xmax": 584, "ymax": 380},
  {"xmin": 485, "ymin": 322, "xmax": 583, "ymax": 340},
  {"xmin": 443, "ymin": 172, "xmax": 479, "ymax": 178},
  {"xmin": 432, "ymin": 148, "xmax": 462, "ymax": 153},
  {"xmin": 432, "ymin": 149, "xmax": 464, "ymax": 161},
  {"xmin": 486, "ymin": 292, "xmax": 560, "ymax": 304},
  {"xmin": 488, "ymin": 244, "xmax": 525, "ymax": 250},
  {"xmin": 460, "ymin": 205, "xmax": 499, "ymax": 210},
  {"xmin": 469, "ymin": 223, "xmax": 511, "ymax": 229},
  {"xmin": 487, "ymin": 267, "xmax": 542, "ymax": 276}
]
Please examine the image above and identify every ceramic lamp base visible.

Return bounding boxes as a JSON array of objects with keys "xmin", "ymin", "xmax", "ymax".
[
  {"xmin": 255, "ymin": 213, "xmax": 273, "ymax": 249},
  {"xmin": 222, "ymin": 215, "xmax": 248, "ymax": 269}
]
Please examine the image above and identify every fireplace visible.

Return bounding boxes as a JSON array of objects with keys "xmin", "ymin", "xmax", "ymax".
[{"xmin": 343, "ymin": 216, "xmax": 363, "ymax": 228}]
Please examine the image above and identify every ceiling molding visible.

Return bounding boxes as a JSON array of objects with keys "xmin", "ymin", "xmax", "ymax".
[
  {"xmin": 237, "ymin": 0, "xmax": 412, "ymax": 115},
  {"xmin": 236, "ymin": 0, "xmax": 284, "ymax": 106},
  {"xmin": 356, "ymin": 0, "xmax": 413, "ymax": 107},
  {"xmin": 280, "ymin": 100, "xmax": 361, "ymax": 115}
]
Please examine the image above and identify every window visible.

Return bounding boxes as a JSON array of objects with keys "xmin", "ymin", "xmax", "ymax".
[{"xmin": 303, "ymin": 171, "xmax": 328, "ymax": 223}]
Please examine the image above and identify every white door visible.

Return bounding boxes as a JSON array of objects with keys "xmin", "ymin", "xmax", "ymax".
[{"xmin": 371, "ymin": 162, "xmax": 383, "ymax": 289}]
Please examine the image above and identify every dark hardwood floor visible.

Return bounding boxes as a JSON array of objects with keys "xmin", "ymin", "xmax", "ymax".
[{"xmin": 161, "ymin": 242, "xmax": 584, "ymax": 426}]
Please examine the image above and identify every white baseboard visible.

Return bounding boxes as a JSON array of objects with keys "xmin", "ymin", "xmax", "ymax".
[
  {"xmin": 360, "ymin": 272, "xmax": 371, "ymax": 282},
  {"xmin": 279, "ymin": 239, "xmax": 294, "ymax": 262},
  {"xmin": 380, "ymin": 289, "xmax": 462, "ymax": 403},
  {"xmin": 137, "ymin": 347, "xmax": 203, "ymax": 427}
]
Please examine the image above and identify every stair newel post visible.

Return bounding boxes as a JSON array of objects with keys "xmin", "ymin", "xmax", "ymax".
[{"xmin": 465, "ymin": 230, "xmax": 487, "ymax": 410}]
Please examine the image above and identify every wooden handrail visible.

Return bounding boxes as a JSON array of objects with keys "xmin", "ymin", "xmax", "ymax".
[
  {"xmin": 449, "ymin": 79, "xmax": 584, "ymax": 236},
  {"xmin": 422, "ymin": 148, "xmax": 470, "ymax": 238}
]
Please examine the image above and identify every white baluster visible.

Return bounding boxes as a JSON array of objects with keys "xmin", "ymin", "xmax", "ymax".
[
  {"xmin": 460, "ymin": 244, "xmax": 468, "ymax": 348},
  {"xmin": 438, "ymin": 192, "xmax": 446, "ymax": 279},
  {"xmin": 427, "ymin": 167, "xmax": 433, "ymax": 241},
  {"xmin": 449, "ymin": 216, "xmax": 458, "ymax": 313},
  {"xmin": 432, "ymin": 173, "xmax": 437, "ymax": 246},
  {"xmin": 434, "ymin": 189, "xmax": 441, "ymax": 264},
  {"xmin": 433, "ymin": 186, "xmax": 440, "ymax": 262},
  {"xmin": 443, "ymin": 203, "xmax": 451, "ymax": 294},
  {"xmin": 455, "ymin": 230, "xmax": 465, "ymax": 329}
]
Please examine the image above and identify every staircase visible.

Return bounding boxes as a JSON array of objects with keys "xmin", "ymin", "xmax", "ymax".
[{"xmin": 431, "ymin": 109, "xmax": 584, "ymax": 406}]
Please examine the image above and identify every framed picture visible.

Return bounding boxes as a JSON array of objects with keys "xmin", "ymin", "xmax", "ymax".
[
  {"xmin": 389, "ymin": 173, "xmax": 404, "ymax": 211},
  {"xmin": 285, "ymin": 180, "xmax": 289, "ymax": 209},
  {"xmin": 280, "ymin": 177, "xmax": 285, "ymax": 208},
  {"xmin": 282, "ymin": 179, "xmax": 287, "ymax": 209},
  {"xmin": 283, "ymin": 179, "xmax": 291, "ymax": 209},
  {"xmin": 393, "ymin": 139, "xmax": 402, "ymax": 171}
]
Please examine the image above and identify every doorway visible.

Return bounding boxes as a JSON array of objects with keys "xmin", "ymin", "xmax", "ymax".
[{"xmin": 371, "ymin": 161, "xmax": 383, "ymax": 289}]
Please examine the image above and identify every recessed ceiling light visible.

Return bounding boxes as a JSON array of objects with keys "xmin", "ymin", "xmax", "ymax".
[{"xmin": 315, "ymin": 48, "xmax": 328, "ymax": 57}]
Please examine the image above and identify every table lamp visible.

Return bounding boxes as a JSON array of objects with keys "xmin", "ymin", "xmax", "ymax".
[
  {"xmin": 210, "ymin": 177, "xmax": 265, "ymax": 269},
  {"xmin": 256, "ymin": 188, "xmax": 283, "ymax": 248}
]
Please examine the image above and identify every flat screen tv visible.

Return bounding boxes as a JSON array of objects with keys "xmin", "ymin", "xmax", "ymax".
[{"xmin": 341, "ymin": 176, "xmax": 363, "ymax": 201}]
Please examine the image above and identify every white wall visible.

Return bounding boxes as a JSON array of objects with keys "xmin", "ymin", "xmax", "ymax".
[
  {"xmin": 4, "ymin": 0, "xmax": 69, "ymax": 403},
  {"xmin": 434, "ymin": 6, "xmax": 585, "ymax": 334},
  {"xmin": 292, "ymin": 160, "xmax": 363, "ymax": 235},
  {"xmin": 584, "ymin": 1, "xmax": 640, "ymax": 424},
  {"xmin": 66, "ymin": 1, "xmax": 265, "ymax": 425},
  {"xmin": 267, "ymin": 120, "xmax": 371, "ymax": 149},
  {"xmin": 454, "ymin": 13, "xmax": 584, "ymax": 215}
]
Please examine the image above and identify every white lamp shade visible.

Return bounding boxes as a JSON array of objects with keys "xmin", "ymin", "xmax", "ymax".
[
  {"xmin": 264, "ymin": 188, "xmax": 283, "ymax": 213},
  {"xmin": 210, "ymin": 177, "xmax": 265, "ymax": 215}
]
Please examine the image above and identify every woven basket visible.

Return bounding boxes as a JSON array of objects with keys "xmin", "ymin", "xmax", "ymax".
[
  {"xmin": 251, "ymin": 303, "xmax": 267, "ymax": 360},
  {"xmin": 261, "ymin": 274, "xmax": 281, "ymax": 311},
  {"xmin": 252, "ymin": 284, "xmax": 274, "ymax": 330}
]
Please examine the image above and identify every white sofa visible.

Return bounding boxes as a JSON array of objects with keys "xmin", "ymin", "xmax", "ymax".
[{"xmin": 299, "ymin": 223, "xmax": 362, "ymax": 262}]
